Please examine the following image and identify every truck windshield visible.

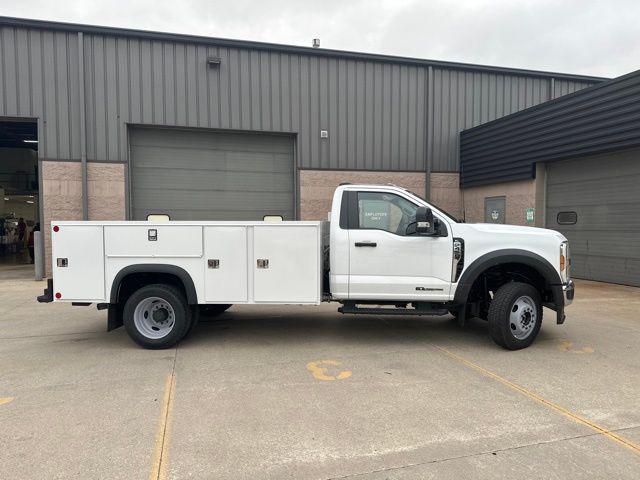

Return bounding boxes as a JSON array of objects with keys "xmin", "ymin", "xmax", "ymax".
[{"xmin": 405, "ymin": 190, "xmax": 460, "ymax": 223}]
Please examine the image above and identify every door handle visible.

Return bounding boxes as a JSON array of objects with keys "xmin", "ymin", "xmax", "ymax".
[{"xmin": 355, "ymin": 241, "xmax": 377, "ymax": 247}]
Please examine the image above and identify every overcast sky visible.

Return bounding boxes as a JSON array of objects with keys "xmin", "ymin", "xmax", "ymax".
[{"xmin": 1, "ymin": 0, "xmax": 638, "ymax": 78}]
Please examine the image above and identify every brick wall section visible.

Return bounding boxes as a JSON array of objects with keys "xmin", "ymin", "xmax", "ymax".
[
  {"xmin": 299, "ymin": 170, "xmax": 427, "ymax": 220},
  {"xmin": 43, "ymin": 161, "xmax": 126, "ymax": 276},
  {"xmin": 42, "ymin": 162, "xmax": 83, "ymax": 276},
  {"xmin": 429, "ymin": 173, "xmax": 462, "ymax": 219},
  {"xmin": 87, "ymin": 163, "xmax": 126, "ymax": 220},
  {"xmin": 462, "ymin": 179, "xmax": 536, "ymax": 225}
]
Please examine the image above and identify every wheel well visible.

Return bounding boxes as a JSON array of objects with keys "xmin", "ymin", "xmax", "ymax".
[
  {"xmin": 115, "ymin": 272, "xmax": 189, "ymax": 306},
  {"xmin": 466, "ymin": 262, "xmax": 554, "ymax": 314}
]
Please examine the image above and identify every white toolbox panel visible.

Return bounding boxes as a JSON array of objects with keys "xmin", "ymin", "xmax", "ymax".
[
  {"xmin": 51, "ymin": 225, "xmax": 105, "ymax": 301},
  {"xmin": 253, "ymin": 225, "xmax": 320, "ymax": 303},
  {"xmin": 204, "ymin": 226, "xmax": 248, "ymax": 302},
  {"xmin": 104, "ymin": 225, "xmax": 202, "ymax": 257}
]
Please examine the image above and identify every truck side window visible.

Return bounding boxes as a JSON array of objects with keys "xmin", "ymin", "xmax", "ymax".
[{"xmin": 356, "ymin": 192, "xmax": 418, "ymax": 235}]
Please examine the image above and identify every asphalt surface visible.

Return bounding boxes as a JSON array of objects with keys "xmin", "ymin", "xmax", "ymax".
[{"xmin": 1, "ymin": 263, "xmax": 640, "ymax": 479}]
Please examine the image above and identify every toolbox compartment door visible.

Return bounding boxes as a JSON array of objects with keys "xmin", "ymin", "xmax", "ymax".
[
  {"xmin": 104, "ymin": 226, "xmax": 202, "ymax": 257},
  {"xmin": 204, "ymin": 226, "xmax": 248, "ymax": 302},
  {"xmin": 253, "ymin": 225, "xmax": 320, "ymax": 303},
  {"xmin": 51, "ymin": 225, "xmax": 105, "ymax": 301}
]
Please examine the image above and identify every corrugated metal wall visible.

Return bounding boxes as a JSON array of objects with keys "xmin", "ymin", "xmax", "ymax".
[
  {"xmin": 0, "ymin": 21, "xmax": 601, "ymax": 173},
  {"xmin": 459, "ymin": 70, "xmax": 640, "ymax": 187}
]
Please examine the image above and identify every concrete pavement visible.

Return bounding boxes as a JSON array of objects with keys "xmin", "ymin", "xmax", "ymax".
[{"xmin": 1, "ymin": 264, "xmax": 639, "ymax": 479}]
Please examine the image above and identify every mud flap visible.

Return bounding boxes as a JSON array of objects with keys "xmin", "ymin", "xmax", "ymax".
[{"xmin": 107, "ymin": 304, "xmax": 123, "ymax": 331}]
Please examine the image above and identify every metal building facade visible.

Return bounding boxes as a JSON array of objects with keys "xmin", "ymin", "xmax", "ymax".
[
  {"xmin": 0, "ymin": 17, "xmax": 602, "ymax": 175},
  {"xmin": 459, "ymin": 70, "xmax": 640, "ymax": 187}
]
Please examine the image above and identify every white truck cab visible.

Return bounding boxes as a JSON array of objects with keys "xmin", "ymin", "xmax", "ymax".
[{"xmin": 38, "ymin": 184, "xmax": 574, "ymax": 350}]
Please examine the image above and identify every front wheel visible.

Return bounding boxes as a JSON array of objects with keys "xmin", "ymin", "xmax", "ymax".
[
  {"xmin": 123, "ymin": 284, "xmax": 192, "ymax": 349},
  {"xmin": 488, "ymin": 282, "xmax": 542, "ymax": 350}
]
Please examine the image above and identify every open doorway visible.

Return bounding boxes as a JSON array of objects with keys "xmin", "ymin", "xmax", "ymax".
[{"xmin": 0, "ymin": 119, "xmax": 39, "ymax": 271}]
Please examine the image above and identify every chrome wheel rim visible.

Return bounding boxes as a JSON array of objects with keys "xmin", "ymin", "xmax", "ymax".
[
  {"xmin": 509, "ymin": 295, "xmax": 537, "ymax": 340},
  {"xmin": 133, "ymin": 297, "xmax": 175, "ymax": 339}
]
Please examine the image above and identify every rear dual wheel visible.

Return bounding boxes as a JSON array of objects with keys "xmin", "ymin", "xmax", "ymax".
[{"xmin": 123, "ymin": 284, "xmax": 192, "ymax": 349}]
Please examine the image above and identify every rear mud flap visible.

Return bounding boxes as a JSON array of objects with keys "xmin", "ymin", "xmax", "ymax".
[{"xmin": 107, "ymin": 304, "xmax": 123, "ymax": 331}]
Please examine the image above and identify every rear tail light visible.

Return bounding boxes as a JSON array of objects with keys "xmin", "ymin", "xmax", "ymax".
[
  {"xmin": 53, "ymin": 225, "xmax": 59, "ymax": 232},
  {"xmin": 55, "ymin": 292, "xmax": 62, "ymax": 299}
]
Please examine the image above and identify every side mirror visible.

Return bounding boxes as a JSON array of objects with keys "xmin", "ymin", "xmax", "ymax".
[{"xmin": 416, "ymin": 207, "xmax": 436, "ymax": 235}]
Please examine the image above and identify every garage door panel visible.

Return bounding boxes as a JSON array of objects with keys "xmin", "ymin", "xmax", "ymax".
[
  {"xmin": 131, "ymin": 168, "xmax": 292, "ymax": 192},
  {"xmin": 546, "ymin": 175, "xmax": 640, "ymax": 206},
  {"xmin": 130, "ymin": 127, "xmax": 294, "ymax": 221},
  {"xmin": 547, "ymin": 206, "xmax": 640, "ymax": 230},
  {"xmin": 546, "ymin": 148, "xmax": 640, "ymax": 286},
  {"xmin": 132, "ymin": 208, "xmax": 294, "ymax": 221},
  {"xmin": 134, "ymin": 189, "xmax": 294, "ymax": 211},
  {"xmin": 130, "ymin": 129, "xmax": 292, "ymax": 153},
  {"xmin": 561, "ymin": 231, "xmax": 640, "ymax": 258},
  {"xmin": 131, "ymin": 146, "xmax": 293, "ymax": 173},
  {"xmin": 546, "ymin": 151, "xmax": 640, "ymax": 185},
  {"xmin": 570, "ymin": 255, "xmax": 640, "ymax": 286}
]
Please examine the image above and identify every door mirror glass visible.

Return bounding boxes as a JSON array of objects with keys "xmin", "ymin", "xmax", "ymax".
[{"xmin": 416, "ymin": 207, "xmax": 435, "ymax": 235}]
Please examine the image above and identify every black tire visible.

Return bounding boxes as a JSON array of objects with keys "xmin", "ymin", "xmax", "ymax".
[
  {"xmin": 488, "ymin": 282, "xmax": 542, "ymax": 350},
  {"xmin": 123, "ymin": 284, "xmax": 192, "ymax": 349},
  {"xmin": 199, "ymin": 304, "xmax": 232, "ymax": 318}
]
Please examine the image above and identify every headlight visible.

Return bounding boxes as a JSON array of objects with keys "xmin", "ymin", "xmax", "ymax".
[{"xmin": 560, "ymin": 241, "xmax": 570, "ymax": 283}]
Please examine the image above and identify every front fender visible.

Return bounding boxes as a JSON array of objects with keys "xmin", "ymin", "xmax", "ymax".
[{"xmin": 453, "ymin": 249, "xmax": 566, "ymax": 323}]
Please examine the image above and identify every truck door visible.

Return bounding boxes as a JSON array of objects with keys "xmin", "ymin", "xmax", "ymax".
[{"xmin": 347, "ymin": 191, "xmax": 452, "ymax": 301}]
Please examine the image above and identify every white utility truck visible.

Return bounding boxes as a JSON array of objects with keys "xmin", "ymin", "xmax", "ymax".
[{"xmin": 38, "ymin": 184, "xmax": 574, "ymax": 350}]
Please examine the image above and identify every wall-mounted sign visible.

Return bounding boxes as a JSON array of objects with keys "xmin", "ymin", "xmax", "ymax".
[{"xmin": 526, "ymin": 208, "xmax": 535, "ymax": 223}]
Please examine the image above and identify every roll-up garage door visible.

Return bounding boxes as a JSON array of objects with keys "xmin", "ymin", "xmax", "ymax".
[
  {"xmin": 545, "ymin": 148, "xmax": 640, "ymax": 286},
  {"xmin": 129, "ymin": 127, "xmax": 295, "ymax": 221}
]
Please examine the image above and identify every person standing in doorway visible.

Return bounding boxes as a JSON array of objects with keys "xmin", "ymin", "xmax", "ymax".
[
  {"xmin": 28, "ymin": 223, "xmax": 39, "ymax": 264},
  {"xmin": 17, "ymin": 218, "xmax": 26, "ymax": 243},
  {"xmin": 17, "ymin": 218, "xmax": 27, "ymax": 253}
]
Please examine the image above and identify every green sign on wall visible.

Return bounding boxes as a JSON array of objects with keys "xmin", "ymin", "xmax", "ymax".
[{"xmin": 526, "ymin": 208, "xmax": 535, "ymax": 223}]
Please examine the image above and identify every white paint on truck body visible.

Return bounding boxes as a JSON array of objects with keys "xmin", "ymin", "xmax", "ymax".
[
  {"xmin": 49, "ymin": 185, "xmax": 567, "ymax": 306},
  {"xmin": 50, "ymin": 221, "xmax": 324, "ymax": 305}
]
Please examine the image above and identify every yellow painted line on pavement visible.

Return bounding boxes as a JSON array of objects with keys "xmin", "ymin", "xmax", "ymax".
[
  {"xmin": 0, "ymin": 397, "xmax": 14, "ymax": 406},
  {"xmin": 307, "ymin": 360, "xmax": 352, "ymax": 381},
  {"xmin": 435, "ymin": 346, "xmax": 640, "ymax": 455},
  {"xmin": 150, "ymin": 373, "xmax": 176, "ymax": 480},
  {"xmin": 558, "ymin": 340, "xmax": 594, "ymax": 354}
]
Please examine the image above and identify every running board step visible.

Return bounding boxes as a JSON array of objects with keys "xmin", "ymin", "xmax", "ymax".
[{"xmin": 338, "ymin": 304, "xmax": 448, "ymax": 316}]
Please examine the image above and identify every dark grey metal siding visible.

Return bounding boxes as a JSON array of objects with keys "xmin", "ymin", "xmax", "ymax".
[
  {"xmin": 0, "ymin": 17, "xmax": 602, "ymax": 172},
  {"xmin": 545, "ymin": 149, "xmax": 640, "ymax": 286},
  {"xmin": 460, "ymin": 69, "xmax": 640, "ymax": 187},
  {"xmin": 129, "ymin": 127, "xmax": 294, "ymax": 220}
]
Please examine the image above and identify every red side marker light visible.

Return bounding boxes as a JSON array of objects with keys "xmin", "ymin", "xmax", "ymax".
[
  {"xmin": 53, "ymin": 225, "xmax": 59, "ymax": 232},
  {"xmin": 55, "ymin": 292, "xmax": 62, "ymax": 299}
]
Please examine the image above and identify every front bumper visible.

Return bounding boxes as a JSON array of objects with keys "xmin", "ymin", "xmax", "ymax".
[{"xmin": 563, "ymin": 280, "xmax": 575, "ymax": 306}]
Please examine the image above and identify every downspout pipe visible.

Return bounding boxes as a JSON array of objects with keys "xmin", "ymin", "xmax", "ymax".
[{"xmin": 78, "ymin": 31, "xmax": 88, "ymax": 220}]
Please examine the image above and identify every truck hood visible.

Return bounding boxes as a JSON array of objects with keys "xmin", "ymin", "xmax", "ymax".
[
  {"xmin": 448, "ymin": 222, "xmax": 567, "ymax": 279},
  {"xmin": 466, "ymin": 223, "xmax": 564, "ymax": 237}
]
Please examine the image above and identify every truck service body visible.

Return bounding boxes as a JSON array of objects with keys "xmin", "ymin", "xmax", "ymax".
[{"xmin": 38, "ymin": 184, "xmax": 574, "ymax": 350}]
